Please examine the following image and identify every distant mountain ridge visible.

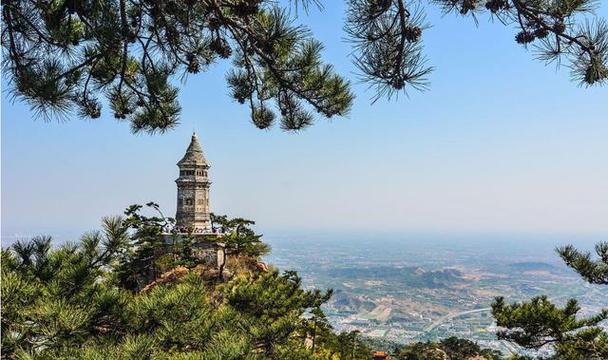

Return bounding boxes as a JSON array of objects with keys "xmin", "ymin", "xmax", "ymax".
[
  {"xmin": 330, "ymin": 289, "xmax": 377, "ymax": 312},
  {"xmin": 327, "ymin": 266, "xmax": 466, "ymax": 289},
  {"xmin": 508, "ymin": 262, "xmax": 561, "ymax": 273}
]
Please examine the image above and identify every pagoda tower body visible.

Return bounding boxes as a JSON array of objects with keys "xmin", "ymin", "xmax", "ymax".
[{"xmin": 175, "ymin": 133, "xmax": 211, "ymax": 232}]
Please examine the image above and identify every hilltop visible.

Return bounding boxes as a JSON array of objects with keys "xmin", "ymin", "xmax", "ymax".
[{"xmin": 1, "ymin": 204, "xmax": 509, "ymax": 360}]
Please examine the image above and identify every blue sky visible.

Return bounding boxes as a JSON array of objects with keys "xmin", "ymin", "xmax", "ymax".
[{"xmin": 2, "ymin": 2, "xmax": 608, "ymax": 243}]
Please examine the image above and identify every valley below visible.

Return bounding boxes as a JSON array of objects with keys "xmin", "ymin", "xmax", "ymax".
[{"xmin": 265, "ymin": 233, "xmax": 608, "ymax": 356}]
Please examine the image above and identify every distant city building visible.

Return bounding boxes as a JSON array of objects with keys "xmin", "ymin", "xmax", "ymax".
[{"xmin": 175, "ymin": 132, "xmax": 211, "ymax": 233}]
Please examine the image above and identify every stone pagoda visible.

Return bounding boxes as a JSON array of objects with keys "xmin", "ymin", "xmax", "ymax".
[
  {"xmin": 175, "ymin": 132, "xmax": 211, "ymax": 233},
  {"xmin": 167, "ymin": 133, "xmax": 225, "ymax": 270}
]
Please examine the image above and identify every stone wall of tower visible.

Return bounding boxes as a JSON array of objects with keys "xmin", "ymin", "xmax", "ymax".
[
  {"xmin": 175, "ymin": 133, "xmax": 211, "ymax": 232},
  {"xmin": 175, "ymin": 172, "xmax": 210, "ymax": 231}
]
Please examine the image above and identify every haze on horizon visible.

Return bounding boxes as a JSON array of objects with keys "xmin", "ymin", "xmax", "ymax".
[{"xmin": 2, "ymin": 2, "xmax": 607, "ymax": 242}]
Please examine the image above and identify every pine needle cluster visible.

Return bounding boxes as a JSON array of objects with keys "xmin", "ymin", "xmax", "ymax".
[
  {"xmin": 345, "ymin": 0, "xmax": 432, "ymax": 101},
  {"xmin": 345, "ymin": 0, "xmax": 607, "ymax": 101},
  {"xmin": 431, "ymin": 0, "xmax": 608, "ymax": 86},
  {"xmin": 1, "ymin": 0, "xmax": 352, "ymax": 133}
]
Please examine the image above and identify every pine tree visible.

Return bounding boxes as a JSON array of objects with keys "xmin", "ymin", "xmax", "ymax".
[
  {"xmin": 328, "ymin": 330, "xmax": 372, "ymax": 360},
  {"xmin": 558, "ymin": 241, "xmax": 608, "ymax": 285},
  {"xmin": 306, "ymin": 305, "xmax": 332, "ymax": 353},
  {"xmin": 224, "ymin": 269, "xmax": 333, "ymax": 357},
  {"xmin": 2, "ymin": 0, "xmax": 606, "ymax": 133},
  {"xmin": 492, "ymin": 241, "xmax": 608, "ymax": 359},
  {"xmin": 396, "ymin": 337, "xmax": 503, "ymax": 359},
  {"xmin": 1, "ymin": 232, "xmax": 132, "ymax": 357},
  {"xmin": 211, "ymin": 213, "xmax": 270, "ymax": 258}
]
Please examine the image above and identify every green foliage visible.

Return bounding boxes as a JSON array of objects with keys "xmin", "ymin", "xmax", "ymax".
[
  {"xmin": 346, "ymin": 0, "xmax": 432, "ymax": 100},
  {"xmin": 2, "ymin": 1, "xmax": 605, "ymax": 132},
  {"xmin": 211, "ymin": 213, "xmax": 270, "ymax": 258},
  {"xmin": 431, "ymin": 0, "xmax": 608, "ymax": 86},
  {"xmin": 1, "ymin": 234, "xmax": 132, "ymax": 357},
  {"xmin": 114, "ymin": 203, "xmax": 175, "ymax": 290},
  {"xmin": 439, "ymin": 336, "xmax": 503, "ymax": 359},
  {"xmin": 1, "ymin": 206, "xmax": 373, "ymax": 359},
  {"xmin": 493, "ymin": 295, "xmax": 608, "ymax": 359},
  {"xmin": 224, "ymin": 270, "xmax": 332, "ymax": 356},
  {"xmin": 492, "ymin": 242, "xmax": 608, "ymax": 359},
  {"xmin": 305, "ymin": 305, "xmax": 333, "ymax": 353},
  {"xmin": 557, "ymin": 241, "xmax": 608, "ymax": 284},
  {"xmin": 113, "ymin": 202, "xmax": 213, "ymax": 290},
  {"xmin": 324, "ymin": 330, "xmax": 372, "ymax": 360},
  {"xmin": 397, "ymin": 337, "xmax": 502, "ymax": 359},
  {"xmin": 2, "ymin": 0, "xmax": 352, "ymax": 133}
]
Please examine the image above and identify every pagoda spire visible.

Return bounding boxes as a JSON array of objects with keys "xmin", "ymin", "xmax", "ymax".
[{"xmin": 178, "ymin": 131, "xmax": 207, "ymax": 166}]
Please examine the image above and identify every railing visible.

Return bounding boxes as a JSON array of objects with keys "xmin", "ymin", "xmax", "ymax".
[{"xmin": 163, "ymin": 225, "xmax": 225, "ymax": 235}]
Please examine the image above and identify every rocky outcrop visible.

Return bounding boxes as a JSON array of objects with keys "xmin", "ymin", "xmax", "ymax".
[{"xmin": 139, "ymin": 256, "xmax": 269, "ymax": 293}]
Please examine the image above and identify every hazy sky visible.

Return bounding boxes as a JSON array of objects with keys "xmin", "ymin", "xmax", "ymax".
[{"xmin": 2, "ymin": 2, "xmax": 608, "ymax": 242}]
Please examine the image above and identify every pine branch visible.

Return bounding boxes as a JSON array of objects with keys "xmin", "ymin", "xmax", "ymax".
[{"xmin": 557, "ymin": 242, "xmax": 608, "ymax": 285}]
